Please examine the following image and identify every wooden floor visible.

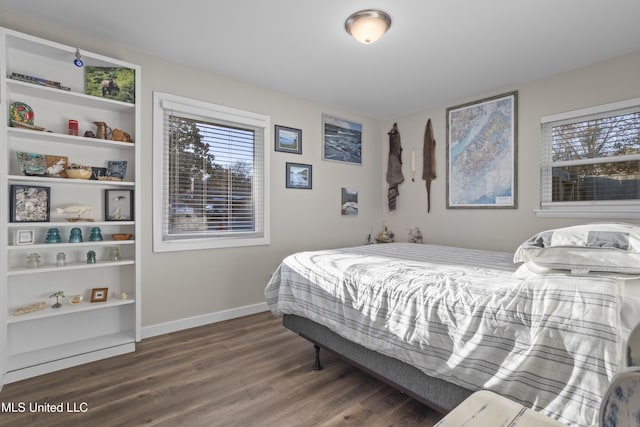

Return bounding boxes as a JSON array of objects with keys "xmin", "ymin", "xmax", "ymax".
[{"xmin": 0, "ymin": 312, "xmax": 442, "ymax": 426}]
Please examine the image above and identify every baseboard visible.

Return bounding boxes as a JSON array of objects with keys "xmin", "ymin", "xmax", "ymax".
[{"xmin": 141, "ymin": 302, "xmax": 269, "ymax": 339}]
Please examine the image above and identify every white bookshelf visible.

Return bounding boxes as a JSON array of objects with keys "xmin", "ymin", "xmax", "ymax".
[{"xmin": 0, "ymin": 26, "xmax": 141, "ymax": 387}]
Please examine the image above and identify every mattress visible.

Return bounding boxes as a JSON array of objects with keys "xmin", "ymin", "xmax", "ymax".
[{"xmin": 265, "ymin": 243, "xmax": 640, "ymax": 427}]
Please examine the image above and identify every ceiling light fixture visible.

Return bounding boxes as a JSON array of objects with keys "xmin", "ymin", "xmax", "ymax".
[{"xmin": 345, "ymin": 9, "xmax": 392, "ymax": 45}]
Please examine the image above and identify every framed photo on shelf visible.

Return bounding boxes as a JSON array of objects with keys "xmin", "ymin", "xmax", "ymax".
[
  {"xmin": 90, "ymin": 287, "xmax": 109, "ymax": 303},
  {"xmin": 286, "ymin": 163, "xmax": 312, "ymax": 189},
  {"xmin": 322, "ymin": 114, "xmax": 362, "ymax": 165},
  {"xmin": 14, "ymin": 229, "xmax": 35, "ymax": 245},
  {"xmin": 85, "ymin": 66, "xmax": 136, "ymax": 104},
  {"xmin": 275, "ymin": 125, "xmax": 302, "ymax": 154},
  {"xmin": 104, "ymin": 189, "xmax": 134, "ymax": 221},
  {"xmin": 446, "ymin": 91, "xmax": 518, "ymax": 209},
  {"xmin": 10, "ymin": 185, "xmax": 50, "ymax": 222}
]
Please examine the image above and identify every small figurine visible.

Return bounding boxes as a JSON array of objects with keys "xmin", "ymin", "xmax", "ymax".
[
  {"xmin": 26, "ymin": 252, "xmax": 42, "ymax": 268},
  {"xmin": 56, "ymin": 252, "xmax": 66, "ymax": 266},
  {"xmin": 86, "ymin": 250, "xmax": 96, "ymax": 264},
  {"xmin": 49, "ymin": 290, "xmax": 65, "ymax": 308},
  {"xmin": 56, "ymin": 205, "xmax": 94, "ymax": 221},
  {"xmin": 69, "ymin": 227, "xmax": 83, "ymax": 243},
  {"xmin": 413, "ymin": 227, "xmax": 423, "ymax": 244}
]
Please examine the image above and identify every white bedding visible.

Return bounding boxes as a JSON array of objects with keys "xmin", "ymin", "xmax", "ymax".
[{"xmin": 265, "ymin": 243, "xmax": 640, "ymax": 427}]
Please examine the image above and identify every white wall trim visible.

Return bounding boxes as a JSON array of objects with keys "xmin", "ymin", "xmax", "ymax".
[{"xmin": 141, "ymin": 302, "xmax": 270, "ymax": 339}]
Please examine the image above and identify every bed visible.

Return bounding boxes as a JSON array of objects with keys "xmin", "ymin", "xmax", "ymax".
[{"xmin": 265, "ymin": 223, "xmax": 640, "ymax": 427}]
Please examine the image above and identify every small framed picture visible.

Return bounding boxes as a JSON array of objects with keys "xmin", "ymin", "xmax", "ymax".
[
  {"xmin": 90, "ymin": 287, "xmax": 109, "ymax": 303},
  {"xmin": 85, "ymin": 66, "xmax": 135, "ymax": 104},
  {"xmin": 10, "ymin": 185, "xmax": 51, "ymax": 222},
  {"xmin": 14, "ymin": 229, "xmax": 35, "ymax": 245},
  {"xmin": 275, "ymin": 125, "xmax": 302, "ymax": 154},
  {"xmin": 105, "ymin": 189, "xmax": 134, "ymax": 221},
  {"xmin": 286, "ymin": 163, "xmax": 312, "ymax": 189}
]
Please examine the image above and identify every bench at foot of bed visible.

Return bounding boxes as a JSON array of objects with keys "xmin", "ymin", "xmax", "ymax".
[{"xmin": 434, "ymin": 390, "xmax": 565, "ymax": 427}]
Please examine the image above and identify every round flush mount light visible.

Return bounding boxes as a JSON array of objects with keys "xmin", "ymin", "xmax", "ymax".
[{"xmin": 345, "ymin": 9, "xmax": 392, "ymax": 45}]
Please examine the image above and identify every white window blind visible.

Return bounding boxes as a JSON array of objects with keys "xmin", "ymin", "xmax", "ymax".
[
  {"xmin": 539, "ymin": 98, "xmax": 640, "ymax": 218},
  {"xmin": 153, "ymin": 92, "xmax": 270, "ymax": 251}
]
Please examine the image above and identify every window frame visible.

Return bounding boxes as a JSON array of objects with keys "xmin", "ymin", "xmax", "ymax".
[
  {"xmin": 152, "ymin": 92, "xmax": 270, "ymax": 252},
  {"xmin": 537, "ymin": 97, "xmax": 640, "ymax": 219}
]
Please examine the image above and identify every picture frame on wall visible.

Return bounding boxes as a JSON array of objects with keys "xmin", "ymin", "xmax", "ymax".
[
  {"xmin": 286, "ymin": 162, "xmax": 312, "ymax": 189},
  {"xmin": 10, "ymin": 184, "xmax": 51, "ymax": 222},
  {"xmin": 275, "ymin": 125, "xmax": 302, "ymax": 154},
  {"xmin": 322, "ymin": 114, "xmax": 362, "ymax": 165},
  {"xmin": 341, "ymin": 187, "xmax": 358, "ymax": 216},
  {"xmin": 104, "ymin": 189, "xmax": 134, "ymax": 221},
  {"xmin": 446, "ymin": 91, "xmax": 518, "ymax": 209}
]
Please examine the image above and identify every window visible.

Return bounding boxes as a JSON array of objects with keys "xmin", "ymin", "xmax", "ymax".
[
  {"xmin": 153, "ymin": 92, "xmax": 270, "ymax": 251},
  {"xmin": 539, "ymin": 98, "xmax": 640, "ymax": 218}
]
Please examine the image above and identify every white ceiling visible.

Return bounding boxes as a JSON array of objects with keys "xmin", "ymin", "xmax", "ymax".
[{"xmin": 2, "ymin": 0, "xmax": 640, "ymax": 119}]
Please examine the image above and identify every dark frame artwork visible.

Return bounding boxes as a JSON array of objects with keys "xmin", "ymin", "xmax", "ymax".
[
  {"xmin": 10, "ymin": 184, "xmax": 51, "ymax": 222},
  {"xmin": 322, "ymin": 114, "xmax": 362, "ymax": 165},
  {"xmin": 104, "ymin": 189, "xmax": 134, "ymax": 221},
  {"xmin": 275, "ymin": 125, "xmax": 302, "ymax": 154},
  {"xmin": 446, "ymin": 91, "xmax": 518, "ymax": 209},
  {"xmin": 286, "ymin": 162, "xmax": 312, "ymax": 189}
]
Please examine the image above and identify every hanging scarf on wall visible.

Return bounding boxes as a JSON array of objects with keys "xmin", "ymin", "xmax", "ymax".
[
  {"xmin": 423, "ymin": 118, "xmax": 436, "ymax": 212},
  {"xmin": 386, "ymin": 123, "xmax": 404, "ymax": 210}
]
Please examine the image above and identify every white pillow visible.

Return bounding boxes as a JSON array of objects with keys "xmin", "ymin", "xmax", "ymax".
[{"xmin": 513, "ymin": 223, "xmax": 640, "ymax": 274}]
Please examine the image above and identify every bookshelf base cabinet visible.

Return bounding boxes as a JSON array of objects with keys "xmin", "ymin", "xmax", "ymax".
[{"xmin": 0, "ymin": 27, "xmax": 141, "ymax": 387}]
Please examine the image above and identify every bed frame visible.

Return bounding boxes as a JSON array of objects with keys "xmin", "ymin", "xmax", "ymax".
[{"xmin": 283, "ymin": 313, "xmax": 473, "ymax": 414}]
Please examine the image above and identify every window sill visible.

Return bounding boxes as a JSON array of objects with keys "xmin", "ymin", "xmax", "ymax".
[{"xmin": 534, "ymin": 208, "xmax": 640, "ymax": 220}]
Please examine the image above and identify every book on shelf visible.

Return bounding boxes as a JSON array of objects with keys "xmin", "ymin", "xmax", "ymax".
[{"xmin": 9, "ymin": 72, "xmax": 71, "ymax": 91}]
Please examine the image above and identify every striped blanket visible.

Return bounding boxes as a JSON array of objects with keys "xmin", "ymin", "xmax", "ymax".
[{"xmin": 265, "ymin": 243, "xmax": 628, "ymax": 427}]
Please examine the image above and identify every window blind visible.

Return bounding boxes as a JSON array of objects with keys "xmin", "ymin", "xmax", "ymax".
[
  {"xmin": 153, "ymin": 92, "xmax": 269, "ymax": 251},
  {"xmin": 540, "ymin": 102, "xmax": 640, "ymax": 208}
]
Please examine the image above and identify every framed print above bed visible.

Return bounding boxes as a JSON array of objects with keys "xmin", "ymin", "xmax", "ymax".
[
  {"xmin": 322, "ymin": 114, "xmax": 362, "ymax": 165},
  {"xmin": 446, "ymin": 91, "xmax": 518, "ymax": 208}
]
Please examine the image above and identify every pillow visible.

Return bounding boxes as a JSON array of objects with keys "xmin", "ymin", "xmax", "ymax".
[{"xmin": 513, "ymin": 223, "xmax": 640, "ymax": 275}]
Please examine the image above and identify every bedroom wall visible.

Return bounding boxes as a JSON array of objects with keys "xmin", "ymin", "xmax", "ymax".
[
  {"xmin": 0, "ymin": 14, "xmax": 385, "ymax": 331},
  {"xmin": 381, "ymin": 50, "xmax": 640, "ymax": 252}
]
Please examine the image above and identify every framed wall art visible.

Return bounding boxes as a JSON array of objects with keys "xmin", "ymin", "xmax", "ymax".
[
  {"xmin": 105, "ymin": 189, "xmax": 134, "ymax": 221},
  {"xmin": 341, "ymin": 187, "xmax": 358, "ymax": 216},
  {"xmin": 90, "ymin": 287, "xmax": 109, "ymax": 303},
  {"xmin": 286, "ymin": 163, "xmax": 312, "ymax": 189},
  {"xmin": 275, "ymin": 125, "xmax": 302, "ymax": 154},
  {"xmin": 10, "ymin": 184, "xmax": 51, "ymax": 222},
  {"xmin": 322, "ymin": 114, "xmax": 362, "ymax": 165},
  {"xmin": 446, "ymin": 91, "xmax": 518, "ymax": 209}
]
